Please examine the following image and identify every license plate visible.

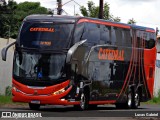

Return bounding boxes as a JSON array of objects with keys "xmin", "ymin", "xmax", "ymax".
[{"xmin": 31, "ymin": 100, "xmax": 40, "ymax": 104}]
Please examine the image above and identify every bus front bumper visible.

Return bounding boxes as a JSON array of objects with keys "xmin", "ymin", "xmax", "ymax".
[{"xmin": 12, "ymin": 86, "xmax": 79, "ymax": 105}]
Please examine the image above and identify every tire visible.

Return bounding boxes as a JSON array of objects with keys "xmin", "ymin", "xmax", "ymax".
[
  {"xmin": 133, "ymin": 92, "xmax": 140, "ymax": 109},
  {"xmin": 116, "ymin": 90, "xmax": 139, "ymax": 109},
  {"xmin": 29, "ymin": 103, "xmax": 40, "ymax": 110},
  {"xmin": 126, "ymin": 92, "xmax": 133, "ymax": 109},
  {"xmin": 74, "ymin": 91, "xmax": 89, "ymax": 110}
]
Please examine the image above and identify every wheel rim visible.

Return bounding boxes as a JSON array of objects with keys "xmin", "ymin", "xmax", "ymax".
[
  {"xmin": 135, "ymin": 93, "xmax": 139, "ymax": 107},
  {"xmin": 80, "ymin": 93, "xmax": 85, "ymax": 110},
  {"xmin": 128, "ymin": 93, "xmax": 132, "ymax": 107}
]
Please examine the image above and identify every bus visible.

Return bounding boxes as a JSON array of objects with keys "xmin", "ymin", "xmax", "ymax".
[{"xmin": 1, "ymin": 15, "xmax": 156, "ymax": 110}]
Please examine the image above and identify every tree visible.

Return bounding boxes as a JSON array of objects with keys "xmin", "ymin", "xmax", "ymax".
[
  {"xmin": 127, "ymin": 18, "xmax": 136, "ymax": 24},
  {"xmin": 0, "ymin": 0, "xmax": 17, "ymax": 38},
  {"xmin": 80, "ymin": 1, "xmax": 121, "ymax": 22},
  {"xmin": 0, "ymin": 0, "xmax": 49, "ymax": 39}
]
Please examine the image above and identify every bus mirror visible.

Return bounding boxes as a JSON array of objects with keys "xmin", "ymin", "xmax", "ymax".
[
  {"xmin": 66, "ymin": 39, "xmax": 87, "ymax": 63},
  {"xmin": 1, "ymin": 41, "xmax": 16, "ymax": 61}
]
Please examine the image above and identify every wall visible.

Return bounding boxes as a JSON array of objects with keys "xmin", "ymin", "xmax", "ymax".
[
  {"xmin": 0, "ymin": 38, "xmax": 15, "ymax": 95},
  {"xmin": 154, "ymin": 53, "xmax": 160, "ymax": 97}
]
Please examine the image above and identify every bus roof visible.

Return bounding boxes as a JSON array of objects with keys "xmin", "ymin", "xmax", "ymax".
[{"xmin": 24, "ymin": 14, "xmax": 155, "ymax": 33}]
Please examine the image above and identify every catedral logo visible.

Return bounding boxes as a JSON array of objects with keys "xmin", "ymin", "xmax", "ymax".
[
  {"xmin": 30, "ymin": 27, "xmax": 54, "ymax": 32},
  {"xmin": 98, "ymin": 48, "xmax": 124, "ymax": 61}
]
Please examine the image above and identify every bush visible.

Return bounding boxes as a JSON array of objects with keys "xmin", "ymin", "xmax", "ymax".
[{"xmin": 5, "ymin": 86, "xmax": 12, "ymax": 96}]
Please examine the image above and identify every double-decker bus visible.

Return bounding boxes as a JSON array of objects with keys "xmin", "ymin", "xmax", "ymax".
[{"xmin": 1, "ymin": 15, "xmax": 156, "ymax": 110}]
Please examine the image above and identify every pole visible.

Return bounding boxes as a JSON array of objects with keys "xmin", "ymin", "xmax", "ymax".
[
  {"xmin": 57, "ymin": 0, "xmax": 62, "ymax": 15},
  {"xmin": 74, "ymin": 5, "xmax": 75, "ymax": 16},
  {"xmin": 156, "ymin": 27, "xmax": 159, "ymax": 36},
  {"xmin": 98, "ymin": 0, "xmax": 103, "ymax": 19}
]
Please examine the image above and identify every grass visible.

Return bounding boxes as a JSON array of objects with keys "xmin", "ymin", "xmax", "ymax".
[
  {"xmin": 146, "ymin": 97, "xmax": 160, "ymax": 104},
  {"xmin": 145, "ymin": 90, "xmax": 160, "ymax": 104},
  {"xmin": 0, "ymin": 95, "xmax": 27, "ymax": 107},
  {"xmin": 0, "ymin": 95, "xmax": 12, "ymax": 105}
]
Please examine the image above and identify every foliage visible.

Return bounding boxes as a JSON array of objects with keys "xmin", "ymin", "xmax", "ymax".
[
  {"xmin": 0, "ymin": 0, "xmax": 49, "ymax": 39},
  {"xmin": 0, "ymin": 95, "xmax": 12, "ymax": 105},
  {"xmin": 5, "ymin": 86, "xmax": 12, "ymax": 96},
  {"xmin": 80, "ymin": 1, "xmax": 121, "ymax": 22},
  {"xmin": 127, "ymin": 18, "xmax": 136, "ymax": 24},
  {"xmin": 146, "ymin": 89, "xmax": 160, "ymax": 104}
]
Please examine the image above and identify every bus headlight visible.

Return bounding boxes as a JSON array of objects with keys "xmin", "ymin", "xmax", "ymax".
[
  {"xmin": 12, "ymin": 86, "xmax": 21, "ymax": 92},
  {"xmin": 53, "ymin": 88, "xmax": 65, "ymax": 95}
]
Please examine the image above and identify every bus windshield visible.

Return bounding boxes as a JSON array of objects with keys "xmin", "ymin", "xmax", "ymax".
[
  {"xmin": 19, "ymin": 22, "xmax": 74, "ymax": 49},
  {"xmin": 13, "ymin": 51, "xmax": 66, "ymax": 80}
]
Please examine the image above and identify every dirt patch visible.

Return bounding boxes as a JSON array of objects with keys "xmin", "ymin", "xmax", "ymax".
[{"xmin": 0, "ymin": 103, "xmax": 28, "ymax": 108}]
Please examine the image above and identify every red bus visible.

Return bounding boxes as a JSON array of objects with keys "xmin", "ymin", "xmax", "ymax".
[{"xmin": 2, "ymin": 15, "xmax": 156, "ymax": 110}]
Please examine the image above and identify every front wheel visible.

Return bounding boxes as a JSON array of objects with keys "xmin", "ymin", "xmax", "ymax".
[
  {"xmin": 29, "ymin": 103, "xmax": 40, "ymax": 110},
  {"xmin": 74, "ymin": 91, "xmax": 89, "ymax": 110}
]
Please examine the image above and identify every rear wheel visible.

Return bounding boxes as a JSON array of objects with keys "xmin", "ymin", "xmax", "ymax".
[
  {"xmin": 116, "ymin": 91, "xmax": 133, "ymax": 109},
  {"xmin": 126, "ymin": 92, "xmax": 133, "ymax": 109},
  {"xmin": 133, "ymin": 92, "xmax": 140, "ymax": 109},
  {"xmin": 29, "ymin": 103, "xmax": 40, "ymax": 110},
  {"xmin": 116, "ymin": 90, "xmax": 140, "ymax": 109}
]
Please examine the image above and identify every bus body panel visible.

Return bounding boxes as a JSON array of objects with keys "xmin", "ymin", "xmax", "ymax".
[{"xmin": 9, "ymin": 15, "xmax": 156, "ymax": 108}]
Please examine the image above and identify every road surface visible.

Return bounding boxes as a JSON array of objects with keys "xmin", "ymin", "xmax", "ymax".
[{"xmin": 0, "ymin": 104, "xmax": 160, "ymax": 120}]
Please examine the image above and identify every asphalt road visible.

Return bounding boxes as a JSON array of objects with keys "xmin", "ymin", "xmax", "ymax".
[{"xmin": 0, "ymin": 104, "xmax": 160, "ymax": 120}]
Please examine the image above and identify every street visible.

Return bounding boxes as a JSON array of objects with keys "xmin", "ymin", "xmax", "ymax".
[{"xmin": 0, "ymin": 104, "xmax": 160, "ymax": 119}]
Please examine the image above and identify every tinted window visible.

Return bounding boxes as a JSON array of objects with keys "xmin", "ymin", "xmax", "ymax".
[
  {"xmin": 19, "ymin": 22, "xmax": 74, "ymax": 49},
  {"xmin": 74, "ymin": 23, "xmax": 84, "ymax": 43},
  {"xmin": 82, "ymin": 23, "xmax": 100, "ymax": 46},
  {"xmin": 100, "ymin": 25, "xmax": 111, "ymax": 44},
  {"xmin": 137, "ymin": 30, "xmax": 156, "ymax": 49},
  {"xmin": 111, "ymin": 27, "xmax": 116, "ymax": 45},
  {"xmin": 123, "ymin": 29, "xmax": 132, "ymax": 47},
  {"xmin": 145, "ymin": 32, "xmax": 156, "ymax": 49}
]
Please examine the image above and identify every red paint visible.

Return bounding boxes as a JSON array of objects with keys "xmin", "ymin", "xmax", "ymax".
[
  {"xmin": 146, "ymin": 29, "xmax": 155, "ymax": 33},
  {"xmin": 12, "ymin": 79, "xmax": 81, "ymax": 105},
  {"xmin": 143, "ymin": 47, "xmax": 156, "ymax": 98},
  {"xmin": 78, "ymin": 18, "xmax": 131, "ymax": 29},
  {"xmin": 13, "ymin": 79, "xmax": 70, "ymax": 95},
  {"xmin": 89, "ymin": 100, "xmax": 116, "ymax": 105}
]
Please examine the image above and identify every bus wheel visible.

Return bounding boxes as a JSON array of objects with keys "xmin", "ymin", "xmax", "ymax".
[
  {"xmin": 29, "ymin": 103, "xmax": 40, "ymax": 110},
  {"xmin": 126, "ymin": 92, "xmax": 133, "ymax": 109},
  {"xmin": 133, "ymin": 92, "xmax": 140, "ymax": 109},
  {"xmin": 80, "ymin": 92, "xmax": 89, "ymax": 110},
  {"xmin": 74, "ymin": 91, "xmax": 89, "ymax": 110}
]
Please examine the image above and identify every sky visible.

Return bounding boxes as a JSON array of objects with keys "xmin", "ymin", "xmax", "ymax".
[{"xmin": 10, "ymin": 0, "xmax": 160, "ymax": 32}]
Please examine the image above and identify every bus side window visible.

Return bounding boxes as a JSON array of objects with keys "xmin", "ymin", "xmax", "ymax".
[
  {"xmin": 111, "ymin": 27, "xmax": 116, "ymax": 45},
  {"xmin": 82, "ymin": 23, "xmax": 100, "ymax": 46},
  {"xmin": 145, "ymin": 32, "xmax": 155, "ymax": 49},
  {"xmin": 149, "ymin": 33, "xmax": 156, "ymax": 49},
  {"xmin": 136, "ymin": 30, "xmax": 145, "ymax": 48},
  {"xmin": 123, "ymin": 29, "xmax": 132, "ymax": 47},
  {"xmin": 73, "ymin": 23, "xmax": 84, "ymax": 43},
  {"xmin": 114, "ymin": 27, "xmax": 122, "ymax": 46},
  {"xmin": 100, "ymin": 25, "xmax": 111, "ymax": 45}
]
